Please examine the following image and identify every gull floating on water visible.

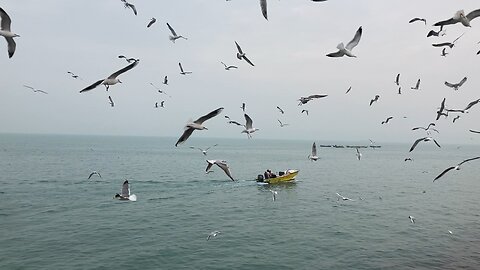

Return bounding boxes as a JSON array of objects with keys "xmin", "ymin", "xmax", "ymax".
[
  {"xmin": 80, "ymin": 60, "xmax": 139, "ymax": 93},
  {"xmin": 88, "ymin": 171, "xmax": 102, "ymax": 179},
  {"xmin": 178, "ymin": 62, "xmax": 192, "ymax": 75},
  {"xmin": 235, "ymin": 41, "xmax": 255, "ymax": 66},
  {"xmin": 23, "ymin": 85, "xmax": 48, "ymax": 94},
  {"xmin": 445, "ymin": 77, "xmax": 467, "ymax": 91},
  {"xmin": 326, "ymin": 26, "xmax": 362, "ymax": 58},
  {"xmin": 175, "ymin": 107, "xmax": 224, "ymax": 146},
  {"xmin": 147, "ymin": 17, "xmax": 156, "ymax": 28},
  {"xmin": 220, "ymin": 61, "xmax": 237, "ymax": 70},
  {"xmin": 205, "ymin": 160, "xmax": 235, "ymax": 181},
  {"xmin": 409, "ymin": 137, "xmax": 441, "ymax": 152},
  {"xmin": 0, "ymin": 7, "xmax": 19, "ymax": 58},
  {"xmin": 434, "ymin": 9, "xmax": 480, "ymax": 27},
  {"xmin": 433, "ymin": 156, "xmax": 480, "ymax": 182},
  {"xmin": 336, "ymin": 192, "xmax": 354, "ymax": 201},
  {"xmin": 308, "ymin": 142, "xmax": 318, "ymax": 161},
  {"xmin": 298, "ymin": 94, "xmax": 327, "ymax": 106},
  {"xmin": 269, "ymin": 189, "xmax": 278, "ymax": 201},
  {"xmin": 121, "ymin": 0, "xmax": 137, "ymax": 16},
  {"xmin": 190, "ymin": 144, "xmax": 218, "ymax": 156},
  {"xmin": 408, "ymin": 215, "xmax": 415, "ymax": 223},
  {"xmin": 167, "ymin": 23, "xmax": 187, "ymax": 43},
  {"xmin": 114, "ymin": 180, "xmax": 137, "ymax": 201},
  {"xmin": 241, "ymin": 114, "xmax": 259, "ymax": 139},
  {"xmin": 207, "ymin": 231, "xmax": 221, "ymax": 241}
]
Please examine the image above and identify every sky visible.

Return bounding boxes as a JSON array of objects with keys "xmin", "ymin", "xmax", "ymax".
[{"xmin": 0, "ymin": 0, "xmax": 479, "ymax": 144}]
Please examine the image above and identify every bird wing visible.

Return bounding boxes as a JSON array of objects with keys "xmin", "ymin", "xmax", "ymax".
[
  {"xmin": 228, "ymin": 120, "xmax": 243, "ymax": 126},
  {"xmin": 415, "ymin": 79, "xmax": 420, "ymax": 88},
  {"xmin": 178, "ymin": 62, "xmax": 184, "ymax": 73},
  {"xmin": 345, "ymin": 86, "xmax": 352, "ymax": 94},
  {"xmin": 457, "ymin": 77, "xmax": 467, "ymax": 87},
  {"xmin": 396, "ymin": 74, "xmax": 400, "ymax": 84},
  {"xmin": 108, "ymin": 60, "xmax": 138, "ymax": 79},
  {"xmin": 194, "ymin": 107, "xmax": 224, "ymax": 124},
  {"xmin": 235, "ymin": 41, "xmax": 243, "ymax": 54},
  {"xmin": 121, "ymin": 180, "xmax": 130, "ymax": 197},
  {"xmin": 470, "ymin": 129, "xmax": 480, "ymax": 134},
  {"xmin": 432, "ymin": 42, "xmax": 453, "ymax": 47},
  {"xmin": 166, "ymin": 23, "xmax": 177, "ymax": 36},
  {"xmin": 260, "ymin": 0, "xmax": 268, "ymax": 20},
  {"xmin": 205, "ymin": 160, "xmax": 215, "ymax": 172},
  {"xmin": 215, "ymin": 161, "xmax": 235, "ymax": 181},
  {"xmin": 80, "ymin": 79, "xmax": 104, "ymax": 93},
  {"xmin": 23, "ymin": 85, "xmax": 34, "ymax": 90},
  {"xmin": 458, "ymin": 156, "xmax": 480, "ymax": 166},
  {"xmin": 0, "ymin": 7, "xmax": 12, "ymax": 31},
  {"xmin": 466, "ymin": 9, "xmax": 480, "ymax": 21},
  {"xmin": 308, "ymin": 94, "xmax": 328, "ymax": 99},
  {"xmin": 88, "ymin": 172, "xmax": 95, "ymax": 179},
  {"xmin": 163, "ymin": 76, "xmax": 168, "ymax": 84},
  {"xmin": 277, "ymin": 119, "xmax": 282, "ymax": 126},
  {"xmin": 444, "ymin": 81, "xmax": 455, "ymax": 88},
  {"xmin": 244, "ymin": 113, "xmax": 253, "ymax": 129},
  {"xmin": 432, "ymin": 139, "xmax": 441, "ymax": 148},
  {"xmin": 127, "ymin": 3, "xmax": 137, "ymax": 15},
  {"xmin": 433, "ymin": 166, "xmax": 456, "ymax": 182},
  {"xmin": 312, "ymin": 142, "xmax": 317, "ymax": 156},
  {"xmin": 6, "ymin": 37, "xmax": 15, "ymax": 58},
  {"xmin": 147, "ymin": 18, "xmax": 156, "ymax": 28},
  {"xmin": 242, "ymin": 55, "xmax": 255, "ymax": 66},
  {"xmin": 409, "ymin": 137, "xmax": 426, "ymax": 152},
  {"xmin": 433, "ymin": 18, "xmax": 457, "ymax": 27},
  {"xmin": 464, "ymin": 99, "xmax": 480, "ymax": 110},
  {"xmin": 452, "ymin": 32, "xmax": 465, "ymax": 44},
  {"xmin": 326, "ymin": 50, "xmax": 345, "ymax": 57},
  {"xmin": 345, "ymin": 26, "xmax": 362, "ymax": 51},
  {"xmin": 175, "ymin": 127, "xmax": 194, "ymax": 147},
  {"xmin": 36, "ymin": 90, "xmax": 48, "ymax": 94},
  {"xmin": 409, "ymin": 18, "xmax": 425, "ymax": 23},
  {"xmin": 439, "ymin": 98, "xmax": 446, "ymax": 111},
  {"xmin": 220, "ymin": 61, "xmax": 227, "ymax": 68},
  {"xmin": 277, "ymin": 106, "xmax": 284, "ymax": 114}
]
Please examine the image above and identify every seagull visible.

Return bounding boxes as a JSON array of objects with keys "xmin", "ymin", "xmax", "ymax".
[
  {"xmin": 441, "ymin": 48, "xmax": 449, "ymax": 57},
  {"xmin": 118, "ymin": 55, "xmax": 137, "ymax": 63},
  {"xmin": 436, "ymin": 98, "xmax": 447, "ymax": 121},
  {"xmin": 0, "ymin": 7, "xmax": 20, "ymax": 58},
  {"xmin": 409, "ymin": 137, "xmax": 441, "ymax": 152},
  {"xmin": 345, "ymin": 86, "xmax": 352, "ymax": 94},
  {"xmin": 147, "ymin": 17, "xmax": 156, "ymax": 28},
  {"xmin": 220, "ymin": 61, "xmax": 238, "ymax": 70},
  {"xmin": 178, "ymin": 62, "xmax": 192, "ymax": 75},
  {"xmin": 408, "ymin": 215, "xmax": 415, "ymax": 223},
  {"xmin": 190, "ymin": 144, "xmax": 218, "ymax": 156},
  {"xmin": 434, "ymin": 9, "xmax": 480, "ymax": 27},
  {"xmin": 395, "ymin": 73, "xmax": 400, "ymax": 86},
  {"xmin": 155, "ymin": 102, "xmax": 158, "ymax": 108},
  {"xmin": 409, "ymin": 17, "xmax": 426, "ymax": 25},
  {"xmin": 464, "ymin": 98, "xmax": 480, "ymax": 111},
  {"xmin": 277, "ymin": 119, "xmax": 289, "ymax": 127},
  {"xmin": 355, "ymin": 148, "xmax": 362, "ymax": 160},
  {"xmin": 470, "ymin": 129, "xmax": 480, "ymax": 134},
  {"xmin": 298, "ymin": 94, "xmax": 328, "ymax": 105},
  {"xmin": 434, "ymin": 157, "xmax": 480, "ymax": 181},
  {"xmin": 336, "ymin": 193, "xmax": 354, "ymax": 201},
  {"xmin": 166, "ymin": 23, "xmax": 187, "ymax": 42},
  {"xmin": 411, "ymin": 79, "xmax": 421, "ymax": 90},
  {"xmin": 108, "ymin": 96, "xmax": 114, "ymax": 107},
  {"xmin": 207, "ymin": 231, "xmax": 221, "ymax": 241},
  {"xmin": 412, "ymin": 123, "xmax": 438, "ymax": 133},
  {"xmin": 452, "ymin": 115, "xmax": 460, "ymax": 123},
  {"xmin": 205, "ymin": 160, "xmax": 235, "ymax": 181},
  {"xmin": 369, "ymin": 95, "xmax": 379, "ymax": 106},
  {"xmin": 67, "ymin": 71, "xmax": 80, "ymax": 79},
  {"xmin": 149, "ymin": 83, "xmax": 170, "ymax": 97},
  {"xmin": 175, "ymin": 107, "xmax": 224, "ymax": 147},
  {"xmin": 160, "ymin": 100, "xmax": 165, "ymax": 108},
  {"xmin": 88, "ymin": 171, "xmax": 102, "ymax": 179},
  {"xmin": 301, "ymin": 109, "xmax": 309, "ymax": 116},
  {"xmin": 163, "ymin": 76, "xmax": 168, "ymax": 85},
  {"xmin": 326, "ymin": 26, "xmax": 362, "ymax": 58},
  {"xmin": 381, "ymin": 116, "xmax": 393, "ymax": 124},
  {"xmin": 241, "ymin": 114, "xmax": 259, "ymax": 139},
  {"xmin": 398, "ymin": 87, "xmax": 402, "ymax": 95},
  {"xmin": 427, "ymin": 25, "xmax": 445, "ymax": 37},
  {"xmin": 80, "ymin": 60, "xmax": 139, "ymax": 93},
  {"xmin": 269, "ymin": 189, "xmax": 278, "ymax": 201},
  {"xmin": 120, "ymin": 0, "xmax": 137, "ymax": 15},
  {"xmin": 405, "ymin": 157, "xmax": 413, "ymax": 162},
  {"xmin": 260, "ymin": 0, "xmax": 267, "ymax": 20},
  {"xmin": 308, "ymin": 142, "xmax": 318, "ymax": 161},
  {"xmin": 445, "ymin": 77, "xmax": 467, "ymax": 91},
  {"xmin": 23, "ymin": 85, "xmax": 48, "ymax": 94},
  {"xmin": 276, "ymin": 106, "xmax": 284, "ymax": 114},
  {"xmin": 114, "ymin": 180, "xmax": 136, "ymax": 201},
  {"xmin": 235, "ymin": 41, "xmax": 255, "ymax": 66},
  {"xmin": 432, "ymin": 32, "xmax": 465, "ymax": 49},
  {"xmin": 228, "ymin": 120, "xmax": 243, "ymax": 126},
  {"xmin": 241, "ymin": 102, "xmax": 246, "ymax": 112}
]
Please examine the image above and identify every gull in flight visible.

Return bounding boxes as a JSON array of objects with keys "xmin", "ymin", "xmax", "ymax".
[
  {"xmin": 336, "ymin": 193, "xmax": 354, "ymax": 201},
  {"xmin": 167, "ymin": 23, "xmax": 187, "ymax": 43},
  {"xmin": 395, "ymin": 73, "xmax": 400, "ymax": 86},
  {"xmin": 409, "ymin": 137, "xmax": 441, "ymax": 152},
  {"xmin": 175, "ymin": 107, "xmax": 224, "ymax": 146},
  {"xmin": 80, "ymin": 60, "xmax": 139, "ymax": 93},
  {"xmin": 432, "ymin": 32, "xmax": 465, "ymax": 49},
  {"xmin": 190, "ymin": 144, "xmax": 218, "ymax": 156},
  {"xmin": 108, "ymin": 96, "xmax": 114, "ymax": 107},
  {"xmin": 398, "ymin": 87, "xmax": 402, "ymax": 95},
  {"xmin": 355, "ymin": 148, "xmax": 362, "ymax": 160},
  {"xmin": 433, "ymin": 157, "xmax": 480, "ymax": 182},
  {"xmin": 114, "ymin": 180, "xmax": 137, "ymax": 201},
  {"xmin": 412, "ymin": 123, "xmax": 438, "ymax": 134},
  {"xmin": 118, "ymin": 55, "xmax": 138, "ymax": 63},
  {"xmin": 23, "ymin": 85, "xmax": 48, "ymax": 94},
  {"xmin": 445, "ymin": 77, "xmax": 467, "ymax": 91},
  {"xmin": 308, "ymin": 142, "xmax": 318, "ymax": 161},
  {"xmin": 276, "ymin": 106, "xmax": 284, "ymax": 114},
  {"xmin": 88, "ymin": 171, "xmax": 102, "ymax": 180},
  {"xmin": 427, "ymin": 25, "xmax": 445, "ymax": 37},
  {"xmin": 205, "ymin": 160, "xmax": 235, "ymax": 181},
  {"xmin": 326, "ymin": 26, "xmax": 362, "ymax": 58},
  {"xmin": 228, "ymin": 120, "xmax": 243, "ymax": 126},
  {"xmin": 178, "ymin": 62, "xmax": 192, "ymax": 75},
  {"xmin": 409, "ymin": 17, "xmax": 426, "ymax": 25},
  {"xmin": 411, "ymin": 79, "xmax": 421, "ymax": 90},
  {"xmin": 120, "ymin": 0, "xmax": 137, "ymax": 16},
  {"xmin": 220, "ymin": 61, "xmax": 237, "ymax": 70},
  {"xmin": 452, "ymin": 115, "xmax": 460, "ymax": 123},
  {"xmin": 277, "ymin": 119, "xmax": 289, "ymax": 127},
  {"xmin": 67, "ymin": 71, "xmax": 81, "ymax": 79},
  {"xmin": 301, "ymin": 109, "xmax": 309, "ymax": 116},
  {"xmin": 434, "ymin": 9, "xmax": 480, "ymax": 27},
  {"xmin": 235, "ymin": 41, "xmax": 255, "ymax": 66},
  {"xmin": 207, "ymin": 231, "xmax": 221, "ymax": 241},
  {"xmin": 464, "ymin": 98, "xmax": 480, "ymax": 112},
  {"xmin": 0, "ymin": 7, "xmax": 19, "ymax": 58},
  {"xmin": 163, "ymin": 76, "xmax": 168, "ymax": 85},
  {"xmin": 149, "ymin": 83, "xmax": 170, "ymax": 97},
  {"xmin": 269, "ymin": 189, "xmax": 278, "ymax": 201},
  {"xmin": 147, "ymin": 17, "xmax": 156, "ymax": 28},
  {"xmin": 436, "ymin": 98, "xmax": 447, "ymax": 121},
  {"xmin": 408, "ymin": 216, "xmax": 415, "ymax": 223},
  {"xmin": 381, "ymin": 116, "xmax": 393, "ymax": 124},
  {"xmin": 441, "ymin": 48, "xmax": 448, "ymax": 57},
  {"xmin": 470, "ymin": 129, "xmax": 480, "ymax": 134},
  {"xmin": 241, "ymin": 102, "xmax": 246, "ymax": 112},
  {"xmin": 260, "ymin": 0, "xmax": 268, "ymax": 20},
  {"xmin": 241, "ymin": 114, "xmax": 259, "ymax": 139},
  {"xmin": 298, "ymin": 94, "xmax": 327, "ymax": 106},
  {"xmin": 345, "ymin": 86, "xmax": 352, "ymax": 94},
  {"xmin": 369, "ymin": 95, "xmax": 379, "ymax": 106}
]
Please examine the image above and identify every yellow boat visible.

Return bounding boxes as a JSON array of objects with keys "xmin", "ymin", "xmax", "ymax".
[{"xmin": 257, "ymin": 169, "xmax": 299, "ymax": 184}]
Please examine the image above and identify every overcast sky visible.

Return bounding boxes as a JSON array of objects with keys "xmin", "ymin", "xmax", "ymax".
[{"xmin": 1, "ymin": 0, "xmax": 479, "ymax": 144}]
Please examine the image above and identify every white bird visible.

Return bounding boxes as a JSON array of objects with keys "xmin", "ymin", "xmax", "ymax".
[
  {"xmin": 120, "ymin": 0, "xmax": 137, "ymax": 16},
  {"xmin": 433, "ymin": 157, "xmax": 480, "ymax": 182},
  {"xmin": 269, "ymin": 189, "xmax": 278, "ymax": 201},
  {"xmin": 207, "ymin": 231, "xmax": 221, "ymax": 241},
  {"xmin": 298, "ymin": 94, "xmax": 328, "ymax": 106},
  {"xmin": 241, "ymin": 114, "xmax": 259, "ymax": 139},
  {"xmin": 0, "ymin": 7, "xmax": 19, "ymax": 58},
  {"xmin": 235, "ymin": 41, "xmax": 255, "ymax": 66},
  {"xmin": 114, "ymin": 180, "xmax": 136, "ymax": 201},
  {"xmin": 190, "ymin": 144, "xmax": 218, "ymax": 156},
  {"xmin": 23, "ymin": 85, "xmax": 48, "ymax": 94},
  {"xmin": 80, "ymin": 60, "xmax": 139, "ymax": 93},
  {"xmin": 205, "ymin": 160, "xmax": 235, "ymax": 181},
  {"xmin": 221, "ymin": 61, "xmax": 238, "ymax": 70},
  {"xmin": 308, "ymin": 142, "xmax": 318, "ymax": 161},
  {"xmin": 326, "ymin": 26, "xmax": 362, "ymax": 58},
  {"xmin": 147, "ymin": 17, "xmax": 156, "ymax": 28},
  {"xmin": 88, "ymin": 171, "xmax": 102, "ymax": 179},
  {"xmin": 178, "ymin": 62, "xmax": 192, "ymax": 75},
  {"xmin": 166, "ymin": 23, "xmax": 187, "ymax": 42},
  {"xmin": 175, "ymin": 107, "xmax": 224, "ymax": 146},
  {"xmin": 448, "ymin": 230, "xmax": 453, "ymax": 235},
  {"xmin": 434, "ymin": 9, "xmax": 480, "ymax": 27},
  {"xmin": 277, "ymin": 119, "xmax": 289, "ymax": 127},
  {"xmin": 445, "ymin": 77, "xmax": 467, "ymax": 91},
  {"xmin": 408, "ymin": 215, "xmax": 415, "ymax": 223},
  {"xmin": 409, "ymin": 137, "xmax": 441, "ymax": 152},
  {"xmin": 336, "ymin": 193, "xmax": 354, "ymax": 201},
  {"xmin": 411, "ymin": 79, "xmax": 421, "ymax": 90}
]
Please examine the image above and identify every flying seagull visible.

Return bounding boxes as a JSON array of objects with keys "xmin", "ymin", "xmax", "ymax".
[
  {"xmin": 159, "ymin": 100, "xmax": 165, "ymax": 108},
  {"xmin": 464, "ymin": 98, "xmax": 480, "ymax": 111},
  {"xmin": 88, "ymin": 171, "xmax": 102, "ymax": 180},
  {"xmin": 241, "ymin": 114, "xmax": 259, "ymax": 138},
  {"xmin": 0, "ymin": 7, "xmax": 19, "ymax": 58},
  {"xmin": 276, "ymin": 106, "xmax": 284, "ymax": 114},
  {"xmin": 412, "ymin": 123, "xmax": 438, "ymax": 133},
  {"xmin": 381, "ymin": 116, "xmax": 393, "ymax": 124},
  {"xmin": 434, "ymin": 157, "xmax": 480, "ymax": 181},
  {"xmin": 369, "ymin": 95, "xmax": 379, "ymax": 106},
  {"xmin": 147, "ymin": 17, "xmax": 156, "ymax": 28},
  {"xmin": 175, "ymin": 107, "xmax": 224, "ymax": 146},
  {"xmin": 178, "ymin": 62, "xmax": 192, "ymax": 75},
  {"xmin": 67, "ymin": 71, "xmax": 80, "ymax": 79},
  {"xmin": 441, "ymin": 48, "xmax": 449, "ymax": 57},
  {"xmin": 409, "ymin": 18, "xmax": 426, "ymax": 25},
  {"xmin": 228, "ymin": 120, "xmax": 243, "ymax": 126},
  {"xmin": 114, "ymin": 180, "xmax": 137, "ymax": 201},
  {"xmin": 298, "ymin": 94, "xmax": 328, "ymax": 106},
  {"xmin": 308, "ymin": 142, "xmax": 318, "ymax": 161},
  {"xmin": 355, "ymin": 148, "xmax": 362, "ymax": 161},
  {"xmin": 395, "ymin": 73, "xmax": 400, "ymax": 86},
  {"xmin": 235, "ymin": 41, "xmax": 255, "ymax": 66},
  {"xmin": 301, "ymin": 109, "xmax": 309, "ymax": 116},
  {"xmin": 427, "ymin": 25, "xmax": 446, "ymax": 37},
  {"xmin": 409, "ymin": 216, "xmax": 415, "ymax": 224},
  {"xmin": 452, "ymin": 115, "xmax": 460, "ymax": 123},
  {"xmin": 23, "ymin": 85, "xmax": 48, "ymax": 94},
  {"xmin": 411, "ymin": 79, "xmax": 421, "ymax": 90},
  {"xmin": 241, "ymin": 102, "xmax": 246, "ymax": 112},
  {"xmin": 469, "ymin": 129, "xmax": 480, "ymax": 134},
  {"xmin": 336, "ymin": 193, "xmax": 354, "ymax": 201},
  {"xmin": 205, "ymin": 160, "xmax": 235, "ymax": 181},
  {"xmin": 155, "ymin": 102, "xmax": 158, "ymax": 108},
  {"xmin": 277, "ymin": 119, "xmax": 289, "ymax": 127},
  {"xmin": 108, "ymin": 96, "xmax": 114, "ymax": 107},
  {"xmin": 80, "ymin": 60, "xmax": 139, "ymax": 93},
  {"xmin": 166, "ymin": 23, "xmax": 187, "ymax": 43},
  {"xmin": 149, "ymin": 83, "xmax": 170, "ymax": 97},
  {"xmin": 118, "ymin": 55, "xmax": 137, "ymax": 63},
  {"xmin": 345, "ymin": 86, "xmax": 352, "ymax": 94},
  {"xmin": 326, "ymin": 26, "xmax": 362, "ymax": 58},
  {"xmin": 398, "ymin": 87, "xmax": 402, "ymax": 95},
  {"xmin": 260, "ymin": 0, "xmax": 267, "ymax": 20},
  {"xmin": 269, "ymin": 189, "xmax": 278, "ymax": 201},
  {"xmin": 190, "ymin": 144, "xmax": 218, "ymax": 156},
  {"xmin": 436, "ymin": 98, "xmax": 447, "ymax": 121},
  {"xmin": 220, "ymin": 61, "xmax": 238, "ymax": 70},
  {"xmin": 120, "ymin": 0, "xmax": 137, "ymax": 16},
  {"xmin": 445, "ymin": 77, "xmax": 467, "ymax": 91},
  {"xmin": 163, "ymin": 76, "xmax": 168, "ymax": 85},
  {"xmin": 409, "ymin": 137, "xmax": 441, "ymax": 152},
  {"xmin": 207, "ymin": 231, "xmax": 221, "ymax": 241},
  {"xmin": 434, "ymin": 9, "xmax": 480, "ymax": 27}
]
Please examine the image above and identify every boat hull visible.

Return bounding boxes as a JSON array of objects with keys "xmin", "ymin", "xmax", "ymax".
[{"xmin": 264, "ymin": 170, "xmax": 299, "ymax": 184}]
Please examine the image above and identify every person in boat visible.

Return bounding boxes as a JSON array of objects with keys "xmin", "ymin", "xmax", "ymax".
[
  {"xmin": 264, "ymin": 170, "xmax": 270, "ymax": 180},
  {"xmin": 267, "ymin": 169, "xmax": 276, "ymax": 178}
]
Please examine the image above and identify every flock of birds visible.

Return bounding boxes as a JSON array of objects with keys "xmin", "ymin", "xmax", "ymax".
[{"xmin": 1, "ymin": 1, "xmax": 480, "ymax": 241}]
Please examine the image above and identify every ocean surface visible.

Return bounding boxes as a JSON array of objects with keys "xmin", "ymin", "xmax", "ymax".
[{"xmin": 1, "ymin": 134, "xmax": 479, "ymax": 270}]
